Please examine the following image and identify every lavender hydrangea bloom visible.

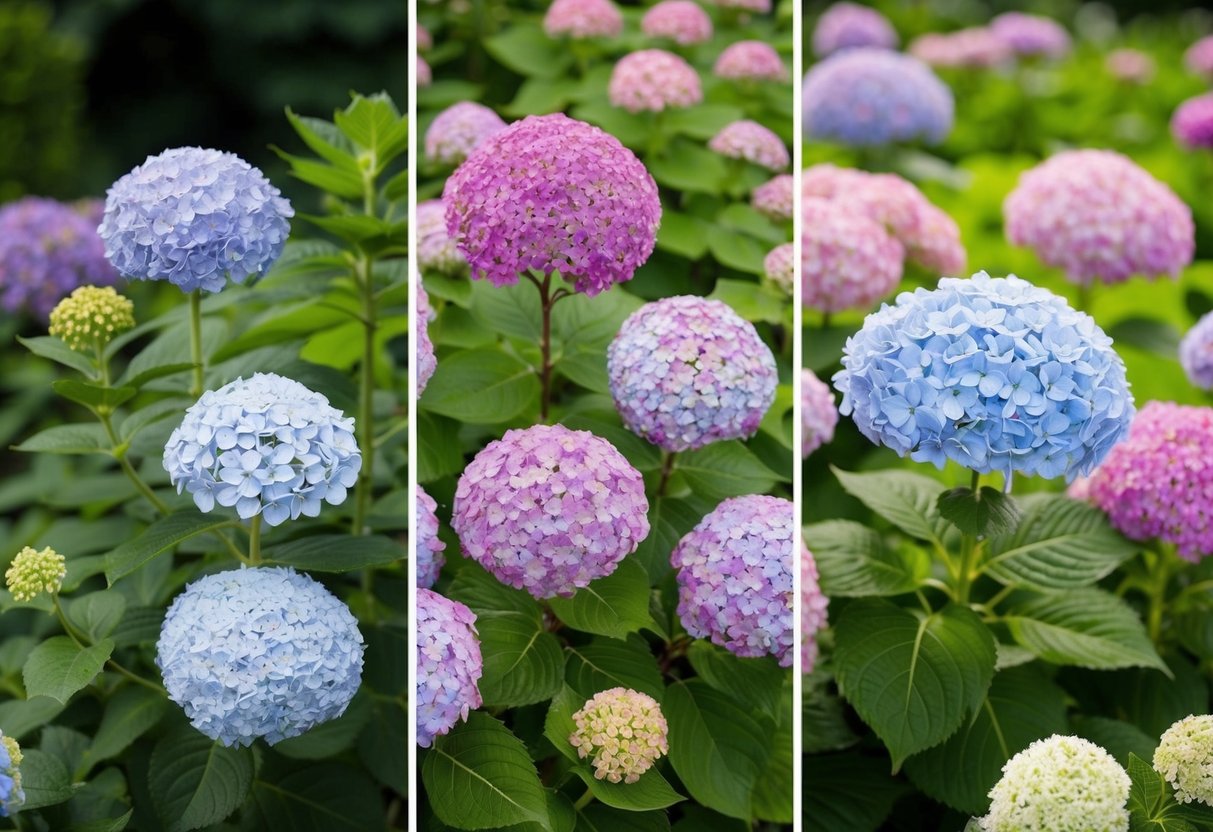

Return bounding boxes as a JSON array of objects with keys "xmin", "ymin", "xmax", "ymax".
[
  {"xmin": 163, "ymin": 373, "xmax": 362, "ymax": 526},
  {"xmin": 0, "ymin": 197, "xmax": 119, "ymax": 318},
  {"xmin": 812, "ymin": 2, "xmax": 898, "ymax": 57},
  {"xmin": 989, "ymin": 12, "xmax": 1071, "ymax": 59},
  {"xmin": 834, "ymin": 272, "xmax": 1134, "ymax": 483},
  {"xmin": 641, "ymin": 0, "xmax": 712, "ymax": 46},
  {"xmin": 99, "ymin": 147, "xmax": 292, "ymax": 293},
  {"xmin": 444, "ymin": 113, "xmax": 661, "ymax": 296},
  {"xmin": 424, "ymin": 102, "xmax": 507, "ymax": 167},
  {"xmin": 452, "ymin": 424, "xmax": 649, "ymax": 599},
  {"xmin": 156, "ymin": 566, "xmax": 364, "ymax": 747},
  {"xmin": 417, "ymin": 588, "xmax": 483, "ymax": 747},
  {"xmin": 417, "ymin": 282, "xmax": 437, "ymax": 398},
  {"xmin": 1172, "ymin": 93, "xmax": 1213, "ymax": 149},
  {"xmin": 416, "ymin": 485, "xmax": 446, "ymax": 588},
  {"xmin": 708, "ymin": 120, "xmax": 790, "ymax": 171},
  {"xmin": 416, "ymin": 200, "xmax": 465, "ymax": 275},
  {"xmin": 672, "ymin": 494, "xmax": 793, "ymax": 666},
  {"xmin": 801, "ymin": 368, "xmax": 838, "ymax": 457},
  {"xmin": 608, "ymin": 296, "xmax": 778, "ymax": 452},
  {"xmin": 1181, "ymin": 311, "xmax": 1213, "ymax": 390}
]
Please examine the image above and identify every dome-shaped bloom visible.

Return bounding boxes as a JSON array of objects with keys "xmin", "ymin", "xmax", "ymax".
[
  {"xmin": 1154, "ymin": 714, "xmax": 1213, "ymax": 806},
  {"xmin": 801, "ymin": 542, "xmax": 828, "ymax": 674},
  {"xmin": 989, "ymin": 12, "xmax": 1071, "ymax": 59},
  {"xmin": 0, "ymin": 197, "xmax": 119, "ymax": 318},
  {"xmin": 452, "ymin": 424, "xmax": 649, "ymax": 598},
  {"xmin": 418, "ymin": 23, "xmax": 432, "ymax": 51},
  {"xmin": 608, "ymin": 50, "xmax": 703, "ymax": 113},
  {"xmin": 641, "ymin": 0, "xmax": 712, "ymax": 46},
  {"xmin": 0, "ymin": 732, "xmax": 23, "ymax": 818},
  {"xmin": 812, "ymin": 2, "xmax": 898, "ymax": 57},
  {"xmin": 424, "ymin": 102, "xmax": 507, "ymax": 168},
  {"xmin": 5, "ymin": 546, "xmax": 65, "ymax": 602},
  {"xmin": 708, "ymin": 120, "xmax": 789, "ymax": 171},
  {"xmin": 1087, "ymin": 402, "xmax": 1213, "ymax": 560},
  {"xmin": 416, "ymin": 485, "xmax": 446, "ymax": 589},
  {"xmin": 1187, "ymin": 36, "xmax": 1213, "ymax": 78},
  {"xmin": 569, "ymin": 688, "xmax": 668, "ymax": 784},
  {"xmin": 801, "ymin": 197, "xmax": 903, "ymax": 314},
  {"xmin": 803, "ymin": 49, "xmax": 954, "ymax": 146},
  {"xmin": 163, "ymin": 373, "xmax": 362, "ymax": 526},
  {"xmin": 416, "ymin": 200, "xmax": 465, "ymax": 275},
  {"xmin": 99, "ymin": 147, "xmax": 292, "ymax": 294},
  {"xmin": 673, "ymin": 494, "xmax": 793, "ymax": 666},
  {"xmin": 156, "ymin": 566, "xmax": 364, "ymax": 748},
  {"xmin": 48, "ymin": 285, "xmax": 135, "ymax": 352},
  {"xmin": 417, "ymin": 588, "xmax": 482, "ymax": 747},
  {"xmin": 835, "ymin": 272, "xmax": 1134, "ymax": 482},
  {"xmin": 418, "ymin": 56, "xmax": 432, "ymax": 87},
  {"xmin": 714, "ymin": 41, "xmax": 787, "ymax": 82},
  {"xmin": 1172, "ymin": 93, "xmax": 1213, "ymax": 150},
  {"xmin": 713, "ymin": 0, "xmax": 770, "ymax": 12},
  {"xmin": 608, "ymin": 296, "xmax": 778, "ymax": 452},
  {"xmin": 980, "ymin": 735, "xmax": 1130, "ymax": 832},
  {"xmin": 417, "ymin": 282, "xmax": 437, "ymax": 399},
  {"xmin": 444, "ymin": 113, "xmax": 661, "ymax": 296},
  {"xmin": 752, "ymin": 174, "xmax": 793, "ymax": 221},
  {"xmin": 801, "ymin": 368, "xmax": 838, "ymax": 457},
  {"xmin": 764, "ymin": 243, "xmax": 793, "ymax": 294},
  {"xmin": 543, "ymin": 0, "xmax": 622, "ymax": 39},
  {"xmin": 1004, "ymin": 150, "xmax": 1194, "ymax": 286},
  {"xmin": 1181, "ymin": 311, "xmax": 1213, "ymax": 390},
  {"xmin": 1106, "ymin": 48, "xmax": 1155, "ymax": 84},
  {"xmin": 908, "ymin": 28, "xmax": 1014, "ymax": 69}
]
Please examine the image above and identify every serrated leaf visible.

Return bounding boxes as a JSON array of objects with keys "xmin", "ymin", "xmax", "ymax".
[
  {"xmin": 52, "ymin": 380, "xmax": 137, "ymax": 412},
  {"xmin": 68, "ymin": 590, "xmax": 127, "ymax": 641},
  {"xmin": 687, "ymin": 641, "xmax": 785, "ymax": 718},
  {"xmin": 261, "ymin": 534, "xmax": 404, "ymax": 572},
  {"xmin": 13, "ymin": 423, "xmax": 110, "ymax": 455},
  {"xmin": 677, "ymin": 441, "xmax": 782, "ymax": 499},
  {"xmin": 476, "ymin": 612, "xmax": 564, "ymax": 708},
  {"xmin": 548, "ymin": 557, "xmax": 653, "ymax": 640},
  {"xmin": 149, "ymin": 728, "xmax": 253, "ymax": 832},
  {"xmin": 243, "ymin": 759, "xmax": 383, "ymax": 831},
  {"xmin": 17, "ymin": 334, "xmax": 98, "ymax": 377},
  {"xmin": 19, "ymin": 748, "xmax": 74, "ymax": 810},
  {"xmin": 105, "ymin": 513, "xmax": 237, "ymax": 584},
  {"xmin": 806, "ymin": 519, "xmax": 928, "ymax": 597},
  {"xmin": 23, "ymin": 636, "xmax": 113, "ymax": 704},
  {"xmin": 82, "ymin": 684, "xmax": 167, "ymax": 772},
  {"xmin": 419, "ymin": 348, "xmax": 540, "ymax": 424},
  {"xmin": 937, "ymin": 486, "xmax": 1021, "ymax": 538},
  {"xmin": 832, "ymin": 467, "xmax": 950, "ymax": 548},
  {"xmin": 1126, "ymin": 752, "xmax": 1212, "ymax": 832},
  {"xmin": 571, "ymin": 765, "xmax": 684, "ymax": 812},
  {"xmin": 565, "ymin": 637, "xmax": 665, "ymax": 701}
]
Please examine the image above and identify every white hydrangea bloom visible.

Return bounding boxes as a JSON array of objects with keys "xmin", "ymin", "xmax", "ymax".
[{"xmin": 1154, "ymin": 714, "xmax": 1213, "ymax": 806}]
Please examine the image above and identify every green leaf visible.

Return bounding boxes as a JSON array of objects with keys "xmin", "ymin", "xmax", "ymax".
[
  {"xmin": 18, "ymin": 334, "xmax": 97, "ymax": 377},
  {"xmin": 23, "ymin": 636, "xmax": 114, "ymax": 704},
  {"xmin": 937, "ymin": 486, "xmax": 1021, "ymax": 538},
  {"xmin": 274, "ymin": 150, "xmax": 365, "ymax": 199},
  {"xmin": 655, "ymin": 212, "xmax": 710, "ymax": 260},
  {"xmin": 751, "ymin": 684, "xmax": 793, "ymax": 823},
  {"xmin": 105, "ymin": 513, "xmax": 236, "ymax": 584},
  {"xmin": 476, "ymin": 612, "xmax": 565, "ymax": 708},
  {"xmin": 333, "ymin": 92, "xmax": 406, "ymax": 163},
  {"xmin": 706, "ymin": 229, "xmax": 767, "ymax": 276},
  {"xmin": 483, "ymin": 23, "xmax": 574, "ymax": 78},
  {"xmin": 576, "ymin": 806, "xmax": 671, "ymax": 832},
  {"xmin": 243, "ymin": 759, "xmax": 384, "ymax": 831},
  {"xmin": 0, "ymin": 696, "xmax": 65, "ymax": 740},
  {"xmin": 357, "ymin": 700, "xmax": 406, "ymax": 792},
  {"xmin": 52, "ymin": 380, "xmax": 136, "ymax": 412},
  {"xmin": 1073, "ymin": 716, "xmax": 1158, "ymax": 768},
  {"xmin": 806, "ymin": 519, "xmax": 929, "ymax": 597},
  {"xmin": 149, "ymin": 728, "xmax": 253, "ymax": 832},
  {"xmin": 1107, "ymin": 317, "xmax": 1180, "ymax": 357},
  {"xmin": 503, "ymin": 77, "xmax": 581, "ymax": 116},
  {"xmin": 274, "ymin": 691, "xmax": 372, "ymax": 760},
  {"xmin": 420, "ymin": 348, "xmax": 540, "ymax": 424},
  {"xmin": 571, "ymin": 765, "xmax": 684, "ymax": 812},
  {"xmin": 261, "ymin": 534, "xmax": 404, "ymax": 572},
  {"xmin": 548, "ymin": 557, "xmax": 653, "ymax": 640},
  {"xmin": 285, "ymin": 108, "xmax": 359, "ymax": 171},
  {"xmin": 633, "ymin": 496, "xmax": 705, "ymax": 582},
  {"xmin": 832, "ymin": 467, "xmax": 950, "ymax": 548},
  {"xmin": 68, "ymin": 590, "xmax": 127, "ymax": 641},
  {"xmin": 1087, "ymin": 656, "xmax": 1210, "ymax": 739},
  {"xmin": 707, "ymin": 278, "xmax": 788, "ymax": 326},
  {"xmin": 448, "ymin": 563, "xmax": 544, "ymax": 619},
  {"xmin": 677, "ymin": 441, "xmax": 782, "ymax": 499},
  {"xmin": 686, "ymin": 641, "xmax": 785, "ymax": 719},
  {"xmin": 803, "ymin": 752, "xmax": 905, "ymax": 832},
  {"xmin": 1126, "ymin": 752, "xmax": 1211, "ymax": 832},
  {"xmin": 565, "ymin": 637, "xmax": 665, "ymax": 701},
  {"xmin": 13, "ymin": 423, "xmax": 110, "ymax": 455},
  {"xmin": 19, "ymin": 748, "xmax": 74, "ymax": 810},
  {"xmin": 469, "ymin": 278, "xmax": 542, "ymax": 342},
  {"xmin": 81, "ymin": 685, "xmax": 167, "ymax": 771}
]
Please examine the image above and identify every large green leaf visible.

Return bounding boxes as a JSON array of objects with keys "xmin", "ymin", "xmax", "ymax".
[
  {"xmin": 148, "ymin": 728, "xmax": 253, "ymax": 832},
  {"xmin": 632, "ymin": 496, "xmax": 705, "ymax": 582},
  {"xmin": 686, "ymin": 641, "xmax": 785, "ymax": 719},
  {"xmin": 937, "ymin": 486, "xmax": 1021, "ymax": 538},
  {"xmin": 18, "ymin": 748, "xmax": 74, "ymax": 811},
  {"xmin": 68, "ymin": 590, "xmax": 127, "ymax": 641},
  {"xmin": 571, "ymin": 765, "xmax": 684, "ymax": 812},
  {"xmin": 17, "ymin": 334, "xmax": 98, "ymax": 378},
  {"xmin": 483, "ymin": 23, "xmax": 574, "ymax": 79},
  {"xmin": 677, "ymin": 441, "xmax": 782, "ymax": 499},
  {"xmin": 104, "ymin": 512, "xmax": 237, "ymax": 584},
  {"xmin": 803, "ymin": 752, "xmax": 906, "ymax": 832},
  {"xmin": 750, "ymin": 685, "xmax": 794, "ymax": 823},
  {"xmin": 1126, "ymin": 752, "xmax": 1213, "ymax": 832},
  {"xmin": 81, "ymin": 684, "xmax": 167, "ymax": 773},
  {"xmin": 243, "ymin": 758, "xmax": 385, "ymax": 832},
  {"xmin": 261, "ymin": 534, "xmax": 404, "ymax": 572},
  {"xmin": 419, "ymin": 348, "xmax": 539, "ymax": 424},
  {"xmin": 274, "ymin": 691, "xmax": 372, "ymax": 760},
  {"xmin": 548, "ymin": 557, "xmax": 654, "ymax": 640},
  {"xmin": 476, "ymin": 612, "xmax": 565, "ymax": 708},
  {"xmin": 23, "ymin": 636, "xmax": 113, "ymax": 704},
  {"xmin": 832, "ymin": 467, "xmax": 950, "ymax": 548},
  {"xmin": 13, "ymin": 423, "xmax": 110, "ymax": 455},
  {"xmin": 806, "ymin": 519, "xmax": 929, "ymax": 597},
  {"xmin": 565, "ymin": 636, "xmax": 665, "ymax": 701},
  {"xmin": 575, "ymin": 806, "xmax": 671, "ymax": 832}
]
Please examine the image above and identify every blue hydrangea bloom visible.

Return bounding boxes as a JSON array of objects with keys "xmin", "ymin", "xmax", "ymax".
[
  {"xmin": 99, "ymin": 147, "xmax": 293, "ymax": 293},
  {"xmin": 0, "ymin": 731, "xmax": 23, "ymax": 818},
  {"xmin": 157, "ymin": 566, "xmax": 364, "ymax": 747},
  {"xmin": 416, "ymin": 485, "xmax": 446, "ymax": 588},
  {"xmin": 163, "ymin": 373, "xmax": 361, "ymax": 526},
  {"xmin": 834, "ymin": 272, "xmax": 1134, "ymax": 483},
  {"xmin": 1180, "ymin": 310, "xmax": 1213, "ymax": 390}
]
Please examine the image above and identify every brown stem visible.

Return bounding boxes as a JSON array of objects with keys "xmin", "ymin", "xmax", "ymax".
[
  {"xmin": 538, "ymin": 274, "xmax": 554, "ymax": 421},
  {"xmin": 656, "ymin": 451, "xmax": 678, "ymax": 498}
]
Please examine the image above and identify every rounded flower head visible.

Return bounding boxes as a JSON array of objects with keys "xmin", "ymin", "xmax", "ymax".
[
  {"xmin": 425, "ymin": 102, "xmax": 507, "ymax": 168},
  {"xmin": 1187, "ymin": 36, "xmax": 1213, "ymax": 78},
  {"xmin": 417, "ymin": 588, "xmax": 482, "ymax": 747},
  {"xmin": 416, "ymin": 485, "xmax": 446, "ymax": 589},
  {"xmin": 751, "ymin": 174, "xmax": 793, "ymax": 221},
  {"xmin": 444, "ymin": 113, "xmax": 661, "ymax": 296},
  {"xmin": 1087, "ymin": 402, "xmax": 1213, "ymax": 560},
  {"xmin": 418, "ymin": 23, "xmax": 432, "ymax": 50},
  {"xmin": 0, "ymin": 732, "xmax": 24, "ymax": 818},
  {"xmin": 1106, "ymin": 48, "xmax": 1155, "ymax": 84},
  {"xmin": 163, "ymin": 373, "xmax": 362, "ymax": 526},
  {"xmin": 0, "ymin": 196, "xmax": 119, "ymax": 318},
  {"xmin": 980, "ymin": 735, "xmax": 1130, "ymax": 832},
  {"xmin": 418, "ymin": 56, "xmax": 432, "ymax": 87},
  {"xmin": 1004, "ymin": 149, "xmax": 1193, "ymax": 286},
  {"xmin": 608, "ymin": 296, "xmax": 778, "ymax": 452},
  {"xmin": 641, "ymin": 0, "xmax": 712, "ymax": 46},
  {"xmin": 803, "ymin": 49, "xmax": 954, "ymax": 146},
  {"xmin": 801, "ymin": 197, "xmax": 903, "ymax": 314},
  {"xmin": 99, "ymin": 147, "xmax": 293, "ymax": 294},
  {"xmin": 708, "ymin": 120, "xmax": 789, "ymax": 171},
  {"xmin": 48, "ymin": 285, "xmax": 135, "ymax": 352},
  {"xmin": 452, "ymin": 424, "xmax": 649, "ymax": 598},
  {"xmin": 569, "ymin": 688, "xmax": 668, "ymax": 784},
  {"xmin": 763, "ymin": 243, "xmax": 793, "ymax": 294},
  {"xmin": 156, "ymin": 566, "xmax": 364, "ymax": 747},
  {"xmin": 801, "ymin": 542, "xmax": 828, "ymax": 674},
  {"xmin": 713, "ymin": 0, "xmax": 770, "ymax": 12},
  {"xmin": 812, "ymin": 2, "xmax": 898, "ymax": 57},
  {"xmin": 543, "ymin": 0, "xmax": 622, "ymax": 39},
  {"xmin": 609, "ymin": 50, "xmax": 703, "ymax": 113},
  {"xmin": 417, "ymin": 282, "xmax": 437, "ymax": 398},
  {"xmin": 801, "ymin": 368, "xmax": 838, "ymax": 457},
  {"xmin": 5, "ymin": 546, "xmax": 65, "ymax": 602},
  {"xmin": 714, "ymin": 41, "xmax": 786, "ymax": 82},
  {"xmin": 1173, "ymin": 94, "xmax": 1213, "ymax": 150},
  {"xmin": 990, "ymin": 12, "xmax": 1071, "ymax": 59},
  {"xmin": 416, "ymin": 200, "xmax": 465, "ymax": 275},
  {"xmin": 1154, "ymin": 714, "xmax": 1213, "ymax": 806},
  {"xmin": 908, "ymin": 28, "xmax": 1014, "ymax": 70},
  {"xmin": 1182, "ymin": 311, "xmax": 1213, "ymax": 390},
  {"xmin": 834, "ymin": 272, "xmax": 1135, "ymax": 482}
]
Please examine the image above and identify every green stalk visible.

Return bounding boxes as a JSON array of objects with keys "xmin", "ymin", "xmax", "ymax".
[
  {"xmin": 572, "ymin": 789, "xmax": 594, "ymax": 811},
  {"xmin": 189, "ymin": 289, "xmax": 204, "ymax": 397},
  {"xmin": 954, "ymin": 471, "xmax": 982, "ymax": 605},
  {"xmin": 248, "ymin": 515, "xmax": 263, "ymax": 564},
  {"xmin": 352, "ymin": 254, "xmax": 377, "ymax": 536}
]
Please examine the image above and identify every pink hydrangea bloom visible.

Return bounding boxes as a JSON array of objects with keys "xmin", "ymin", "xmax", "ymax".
[
  {"xmin": 418, "ymin": 24, "xmax": 433, "ymax": 51},
  {"xmin": 908, "ymin": 28, "xmax": 1014, "ymax": 69},
  {"xmin": 417, "ymin": 200, "xmax": 465, "ymax": 275},
  {"xmin": 1173, "ymin": 94, "xmax": 1213, "ymax": 150},
  {"xmin": 801, "ymin": 542, "xmax": 828, "ymax": 674},
  {"xmin": 752, "ymin": 174, "xmax": 793, "ymax": 221},
  {"xmin": 569, "ymin": 688, "xmax": 668, "ymax": 784},
  {"xmin": 416, "ymin": 282, "xmax": 437, "ymax": 398},
  {"xmin": 641, "ymin": 0, "xmax": 712, "ymax": 46},
  {"xmin": 989, "ymin": 12, "xmax": 1071, "ymax": 59},
  {"xmin": 1187, "ymin": 36, "xmax": 1213, "ymax": 78},
  {"xmin": 714, "ymin": 0, "xmax": 770, "ymax": 12},
  {"xmin": 1106, "ymin": 49, "xmax": 1155, "ymax": 84},
  {"xmin": 608, "ymin": 49, "xmax": 703, "ymax": 113},
  {"xmin": 801, "ymin": 368, "xmax": 838, "ymax": 457},
  {"xmin": 812, "ymin": 2, "xmax": 898, "ymax": 57},
  {"xmin": 543, "ymin": 0, "xmax": 622, "ymax": 39},
  {"xmin": 708, "ymin": 120, "xmax": 789, "ymax": 171},
  {"xmin": 801, "ymin": 196, "xmax": 903, "ymax": 314},
  {"xmin": 417, "ymin": 589, "xmax": 482, "ymax": 747},
  {"xmin": 714, "ymin": 41, "xmax": 786, "ymax": 81},
  {"xmin": 424, "ymin": 102, "xmax": 507, "ymax": 167},
  {"xmin": 417, "ymin": 56, "xmax": 432, "ymax": 87},
  {"xmin": 764, "ymin": 243, "xmax": 793, "ymax": 294}
]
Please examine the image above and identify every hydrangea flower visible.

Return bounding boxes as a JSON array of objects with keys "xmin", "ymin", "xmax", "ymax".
[
  {"xmin": 418, "ymin": 23, "xmax": 432, "ymax": 50},
  {"xmin": 452, "ymin": 424, "xmax": 649, "ymax": 598},
  {"xmin": 803, "ymin": 49, "xmax": 954, "ymax": 146},
  {"xmin": 416, "ymin": 200, "xmax": 465, "ymax": 275},
  {"xmin": 752, "ymin": 174, "xmax": 793, "ymax": 221},
  {"xmin": 834, "ymin": 272, "xmax": 1134, "ymax": 483},
  {"xmin": 1154, "ymin": 714, "xmax": 1213, "ymax": 806},
  {"xmin": 163, "ymin": 373, "xmax": 362, "ymax": 526},
  {"xmin": 608, "ymin": 50, "xmax": 703, "ymax": 113},
  {"xmin": 811, "ymin": 2, "xmax": 898, "ymax": 57},
  {"xmin": 1004, "ymin": 149, "xmax": 1193, "ymax": 286},
  {"xmin": 713, "ymin": 0, "xmax": 770, "ymax": 13},
  {"xmin": 708, "ymin": 120, "xmax": 789, "ymax": 171},
  {"xmin": 1187, "ymin": 36, "xmax": 1213, "ymax": 78},
  {"xmin": 1173, "ymin": 93, "xmax": 1213, "ymax": 150},
  {"xmin": 641, "ymin": 0, "xmax": 712, "ymax": 46},
  {"xmin": 990, "ymin": 12, "xmax": 1071, "ymax": 59},
  {"xmin": 608, "ymin": 296, "xmax": 778, "ymax": 452},
  {"xmin": 1181, "ymin": 311, "xmax": 1213, "ymax": 390},
  {"xmin": 48, "ymin": 285, "xmax": 135, "ymax": 352},
  {"xmin": 764, "ymin": 243, "xmax": 793, "ymax": 294},
  {"xmin": 416, "ymin": 485, "xmax": 446, "ymax": 589},
  {"xmin": 1086, "ymin": 401, "xmax": 1213, "ymax": 560},
  {"xmin": 5, "ymin": 546, "xmax": 65, "ymax": 602},
  {"xmin": 417, "ymin": 282, "xmax": 437, "ymax": 399},
  {"xmin": 801, "ymin": 368, "xmax": 838, "ymax": 457},
  {"xmin": 569, "ymin": 688, "xmax": 669, "ymax": 784},
  {"xmin": 801, "ymin": 542, "xmax": 828, "ymax": 674},
  {"xmin": 424, "ymin": 102, "xmax": 507, "ymax": 168},
  {"xmin": 801, "ymin": 197, "xmax": 903, "ymax": 314},
  {"xmin": 980, "ymin": 735, "xmax": 1130, "ymax": 832},
  {"xmin": 1106, "ymin": 48, "xmax": 1155, "ymax": 84},
  {"xmin": 418, "ymin": 56, "xmax": 432, "ymax": 87},
  {"xmin": 908, "ymin": 28, "xmax": 1014, "ymax": 69},
  {"xmin": 0, "ymin": 196, "xmax": 119, "ymax": 318},
  {"xmin": 444, "ymin": 113, "xmax": 661, "ymax": 296},
  {"xmin": 417, "ymin": 588, "xmax": 482, "ymax": 747},
  {"xmin": 714, "ymin": 41, "xmax": 786, "ymax": 82},
  {"xmin": 156, "ymin": 566, "xmax": 364, "ymax": 747},
  {"xmin": 672, "ymin": 494, "xmax": 793, "ymax": 666},
  {"xmin": 0, "ymin": 732, "xmax": 23, "ymax": 818},
  {"xmin": 543, "ymin": 0, "xmax": 622, "ymax": 39},
  {"xmin": 99, "ymin": 147, "xmax": 293, "ymax": 294}
]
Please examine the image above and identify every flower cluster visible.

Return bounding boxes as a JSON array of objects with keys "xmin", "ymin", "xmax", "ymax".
[
  {"xmin": 811, "ymin": 2, "xmax": 898, "ymax": 57},
  {"xmin": 801, "ymin": 543, "xmax": 828, "ymax": 675},
  {"xmin": 452, "ymin": 424, "xmax": 649, "ymax": 598},
  {"xmin": 416, "ymin": 200, "xmax": 464, "ymax": 275},
  {"xmin": 443, "ymin": 113, "xmax": 661, "ymax": 296},
  {"xmin": 1106, "ymin": 48, "xmax": 1155, "ymax": 84},
  {"xmin": 0, "ymin": 197, "xmax": 118, "ymax": 318},
  {"xmin": 1154, "ymin": 714, "xmax": 1213, "ymax": 806},
  {"xmin": 1004, "ymin": 149, "xmax": 1193, "ymax": 286},
  {"xmin": 608, "ymin": 49, "xmax": 703, "ymax": 113},
  {"xmin": 543, "ymin": 0, "xmax": 622, "ymax": 39},
  {"xmin": 990, "ymin": 12, "xmax": 1071, "ymax": 59},
  {"xmin": 803, "ymin": 49, "xmax": 953, "ymax": 146},
  {"xmin": 752, "ymin": 174, "xmax": 793, "ymax": 221},
  {"xmin": 99, "ymin": 147, "xmax": 293, "ymax": 294},
  {"xmin": 801, "ymin": 197, "xmax": 903, "ymax": 314},
  {"xmin": 801, "ymin": 368, "xmax": 838, "ymax": 457},
  {"xmin": 1182, "ymin": 312, "xmax": 1213, "ymax": 390},
  {"xmin": 908, "ymin": 28, "xmax": 1014, "ymax": 69},
  {"xmin": 835, "ymin": 272, "xmax": 1135, "ymax": 482},
  {"xmin": 672, "ymin": 494, "xmax": 793, "ymax": 666},
  {"xmin": 418, "ymin": 56, "xmax": 432, "ymax": 87},
  {"xmin": 48, "ymin": 285, "xmax": 135, "ymax": 352},
  {"xmin": 417, "ymin": 282, "xmax": 437, "ymax": 398},
  {"xmin": 764, "ymin": 243, "xmax": 793, "ymax": 294},
  {"xmin": 641, "ymin": 0, "xmax": 712, "ymax": 46},
  {"xmin": 418, "ymin": 24, "xmax": 432, "ymax": 50},
  {"xmin": 424, "ymin": 102, "xmax": 507, "ymax": 168},
  {"xmin": 1173, "ymin": 93, "xmax": 1213, "ymax": 150},
  {"xmin": 0, "ymin": 732, "xmax": 22, "ymax": 818},
  {"xmin": 608, "ymin": 296, "xmax": 778, "ymax": 452},
  {"xmin": 163, "ymin": 373, "xmax": 362, "ymax": 526},
  {"xmin": 708, "ymin": 120, "xmax": 789, "ymax": 171},
  {"xmin": 5, "ymin": 546, "xmax": 65, "ymax": 602},
  {"xmin": 714, "ymin": 0, "xmax": 770, "ymax": 13},
  {"xmin": 1187, "ymin": 35, "xmax": 1213, "ymax": 78},
  {"xmin": 569, "ymin": 688, "xmax": 669, "ymax": 784},
  {"xmin": 714, "ymin": 41, "xmax": 786, "ymax": 82},
  {"xmin": 156, "ymin": 566, "xmax": 364, "ymax": 747},
  {"xmin": 1086, "ymin": 401, "xmax": 1213, "ymax": 560},
  {"xmin": 416, "ymin": 486, "xmax": 446, "ymax": 589},
  {"xmin": 417, "ymin": 588, "xmax": 483, "ymax": 747}
]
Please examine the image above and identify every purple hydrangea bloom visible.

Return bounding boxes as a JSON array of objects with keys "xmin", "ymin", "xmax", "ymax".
[
  {"xmin": 424, "ymin": 102, "xmax": 507, "ymax": 168},
  {"xmin": 708, "ymin": 120, "xmax": 789, "ymax": 171},
  {"xmin": 416, "ymin": 485, "xmax": 446, "ymax": 588},
  {"xmin": 417, "ymin": 588, "xmax": 483, "ymax": 747},
  {"xmin": 834, "ymin": 272, "xmax": 1134, "ymax": 483},
  {"xmin": 990, "ymin": 12, "xmax": 1071, "ymax": 59},
  {"xmin": 1172, "ymin": 93, "xmax": 1213, "ymax": 150},
  {"xmin": 443, "ymin": 113, "xmax": 661, "ymax": 296},
  {"xmin": 99, "ymin": 147, "xmax": 293, "ymax": 293},
  {"xmin": 812, "ymin": 2, "xmax": 898, "ymax": 57},
  {"xmin": 1181, "ymin": 311, "xmax": 1213, "ymax": 390},
  {"xmin": 0, "ymin": 197, "xmax": 119, "ymax": 318},
  {"xmin": 416, "ymin": 200, "xmax": 465, "ymax": 275},
  {"xmin": 672, "ymin": 494, "xmax": 793, "ymax": 666},
  {"xmin": 608, "ymin": 296, "xmax": 778, "ymax": 452},
  {"xmin": 641, "ymin": 0, "xmax": 712, "ymax": 46},
  {"xmin": 801, "ymin": 368, "xmax": 838, "ymax": 457},
  {"xmin": 417, "ymin": 282, "xmax": 437, "ymax": 398},
  {"xmin": 156, "ymin": 566, "xmax": 364, "ymax": 747},
  {"xmin": 452, "ymin": 424, "xmax": 649, "ymax": 598},
  {"xmin": 752, "ymin": 174, "xmax": 793, "ymax": 221}
]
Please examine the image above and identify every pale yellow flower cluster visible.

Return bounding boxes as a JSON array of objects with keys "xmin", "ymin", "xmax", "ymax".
[
  {"xmin": 568, "ymin": 687, "xmax": 669, "ymax": 784},
  {"xmin": 48, "ymin": 285, "xmax": 135, "ymax": 352},
  {"xmin": 5, "ymin": 546, "xmax": 66, "ymax": 602}
]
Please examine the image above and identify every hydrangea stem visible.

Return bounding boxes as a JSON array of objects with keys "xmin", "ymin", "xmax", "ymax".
[
  {"xmin": 189, "ymin": 289, "xmax": 204, "ymax": 398},
  {"xmin": 54, "ymin": 596, "xmax": 164, "ymax": 694},
  {"xmin": 248, "ymin": 515, "xmax": 262, "ymax": 564},
  {"xmin": 954, "ymin": 470, "xmax": 982, "ymax": 605},
  {"xmin": 528, "ymin": 273, "xmax": 572, "ymax": 422},
  {"xmin": 1145, "ymin": 543, "xmax": 1174, "ymax": 645},
  {"xmin": 572, "ymin": 788, "xmax": 594, "ymax": 811},
  {"xmin": 352, "ymin": 254, "xmax": 377, "ymax": 536},
  {"xmin": 657, "ymin": 451, "xmax": 678, "ymax": 497}
]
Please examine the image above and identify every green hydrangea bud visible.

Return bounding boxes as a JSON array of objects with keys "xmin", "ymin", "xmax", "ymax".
[
  {"xmin": 5, "ymin": 546, "xmax": 66, "ymax": 602},
  {"xmin": 1154, "ymin": 714, "xmax": 1213, "ymax": 806},
  {"xmin": 568, "ymin": 687, "xmax": 668, "ymax": 784},
  {"xmin": 48, "ymin": 285, "xmax": 135, "ymax": 352}
]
